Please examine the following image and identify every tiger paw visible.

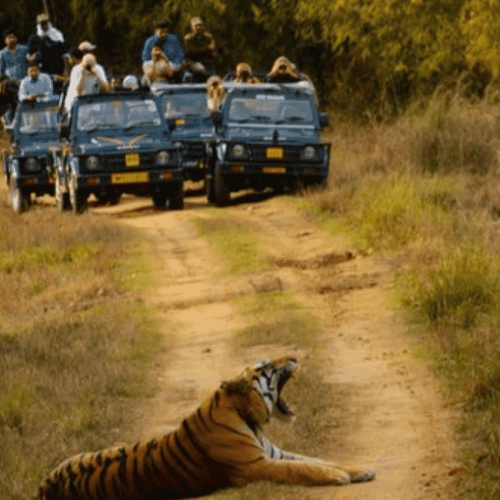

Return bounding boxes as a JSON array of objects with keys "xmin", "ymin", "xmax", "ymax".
[{"xmin": 351, "ymin": 468, "xmax": 376, "ymax": 483}]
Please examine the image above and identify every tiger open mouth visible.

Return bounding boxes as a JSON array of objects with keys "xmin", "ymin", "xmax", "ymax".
[{"xmin": 275, "ymin": 360, "xmax": 298, "ymax": 418}]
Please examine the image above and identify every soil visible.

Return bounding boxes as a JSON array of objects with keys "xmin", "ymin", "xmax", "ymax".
[{"xmin": 95, "ymin": 191, "xmax": 461, "ymax": 499}]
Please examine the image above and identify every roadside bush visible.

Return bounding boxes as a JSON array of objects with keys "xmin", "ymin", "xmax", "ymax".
[
  {"xmin": 406, "ymin": 244, "xmax": 500, "ymax": 329},
  {"xmin": 409, "ymin": 93, "xmax": 500, "ymax": 175}
]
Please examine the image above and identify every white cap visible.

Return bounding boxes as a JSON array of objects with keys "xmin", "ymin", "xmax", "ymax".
[{"xmin": 78, "ymin": 41, "xmax": 96, "ymax": 52}]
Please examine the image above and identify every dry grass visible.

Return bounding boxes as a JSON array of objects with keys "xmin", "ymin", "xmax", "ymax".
[
  {"xmin": 0, "ymin": 181, "xmax": 163, "ymax": 498},
  {"xmin": 294, "ymin": 94, "xmax": 500, "ymax": 498}
]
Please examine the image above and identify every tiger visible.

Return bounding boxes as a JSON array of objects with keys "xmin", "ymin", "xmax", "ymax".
[{"xmin": 35, "ymin": 356, "xmax": 375, "ymax": 500}]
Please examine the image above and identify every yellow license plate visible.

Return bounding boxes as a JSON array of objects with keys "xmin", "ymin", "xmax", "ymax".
[
  {"xmin": 125, "ymin": 153, "xmax": 140, "ymax": 167},
  {"xmin": 111, "ymin": 172, "xmax": 149, "ymax": 184},
  {"xmin": 266, "ymin": 147, "xmax": 284, "ymax": 159},
  {"xmin": 263, "ymin": 166, "xmax": 286, "ymax": 174}
]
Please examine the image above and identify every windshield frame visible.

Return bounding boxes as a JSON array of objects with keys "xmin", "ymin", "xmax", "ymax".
[
  {"xmin": 224, "ymin": 93, "xmax": 316, "ymax": 126},
  {"xmin": 17, "ymin": 105, "xmax": 60, "ymax": 135},
  {"xmin": 74, "ymin": 97, "xmax": 163, "ymax": 133}
]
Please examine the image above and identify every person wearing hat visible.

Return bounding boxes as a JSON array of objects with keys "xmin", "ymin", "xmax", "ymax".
[
  {"xmin": 18, "ymin": 57, "xmax": 53, "ymax": 102},
  {"xmin": 64, "ymin": 43, "xmax": 108, "ymax": 112},
  {"xmin": 35, "ymin": 13, "xmax": 64, "ymax": 43},
  {"xmin": 27, "ymin": 13, "xmax": 67, "ymax": 88},
  {"xmin": 183, "ymin": 17, "xmax": 216, "ymax": 82},
  {"xmin": 0, "ymin": 28, "xmax": 29, "ymax": 124},
  {"xmin": 141, "ymin": 19, "xmax": 184, "ymax": 83}
]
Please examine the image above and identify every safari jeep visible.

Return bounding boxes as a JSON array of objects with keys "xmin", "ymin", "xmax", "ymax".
[
  {"xmin": 56, "ymin": 89, "xmax": 183, "ymax": 213},
  {"xmin": 155, "ymin": 83, "xmax": 214, "ymax": 183},
  {"xmin": 2, "ymin": 96, "xmax": 60, "ymax": 213},
  {"xmin": 206, "ymin": 82, "xmax": 330, "ymax": 206}
]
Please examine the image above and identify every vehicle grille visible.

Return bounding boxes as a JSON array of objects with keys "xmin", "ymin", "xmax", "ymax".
[
  {"xmin": 182, "ymin": 142, "xmax": 205, "ymax": 158},
  {"xmin": 250, "ymin": 145, "xmax": 302, "ymax": 162},
  {"xmin": 104, "ymin": 152, "xmax": 156, "ymax": 169}
]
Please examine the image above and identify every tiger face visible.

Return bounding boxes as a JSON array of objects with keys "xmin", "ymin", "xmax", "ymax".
[
  {"xmin": 220, "ymin": 356, "xmax": 298, "ymax": 432},
  {"xmin": 251, "ymin": 357, "xmax": 298, "ymax": 420}
]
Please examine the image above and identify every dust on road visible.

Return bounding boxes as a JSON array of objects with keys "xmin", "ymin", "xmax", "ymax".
[{"xmin": 98, "ymin": 193, "xmax": 460, "ymax": 499}]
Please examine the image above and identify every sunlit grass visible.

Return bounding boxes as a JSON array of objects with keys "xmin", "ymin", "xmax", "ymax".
[
  {"xmin": 235, "ymin": 291, "xmax": 321, "ymax": 349},
  {"xmin": 0, "ymin": 201, "xmax": 164, "ymax": 499},
  {"xmin": 192, "ymin": 212, "xmax": 268, "ymax": 274}
]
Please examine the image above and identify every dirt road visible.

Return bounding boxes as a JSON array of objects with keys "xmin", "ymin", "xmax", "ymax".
[{"xmin": 97, "ymin": 191, "xmax": 460, "ymax": 499}]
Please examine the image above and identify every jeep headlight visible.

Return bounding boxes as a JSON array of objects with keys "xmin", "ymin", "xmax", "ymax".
[
  {"xmin": 231, "ymin": 144, "xmax": 247, "ymax": 159},
  {"xmin": 301, "ymin": 146, "xmax": 317, "ymax": 160},
  {"xmin": 86, "ymin": 155, "xmax": 100, "ymax": 170},
  {"xmin": 156, "ymin": 151, "xmax": 170, "ymax": 165},
  {"xmin": 173, "ymin": 142, "xmax": 183, "ymax": 149},
  {"xmin": 25, "ymin": 157, "xmax": 39, "ymax": 172}
]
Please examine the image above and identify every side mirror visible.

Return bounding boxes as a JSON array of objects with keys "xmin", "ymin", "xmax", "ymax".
[
  {"xmin": 319, "ymin": 112, "xmax": 329, "ymax": 129},
  {"xmin": 211, "ymin": 110, "xmax": 222, "ymax": 127}
]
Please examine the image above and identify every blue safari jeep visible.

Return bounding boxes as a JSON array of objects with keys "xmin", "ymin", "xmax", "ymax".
[
  {"xmin": 206, "ymin": 82, "xmax": 330, "ymax": 206},
  {"xmin": 56, "ymin": 89, "xmax": 183, "ymax": 213},
  {"xmin": 2, "ymin": 96, "xmax": 60, "ymax": 213},
  {"xmin": 155, "ymin": 83, "xmax": 214, "ymax": 183}
]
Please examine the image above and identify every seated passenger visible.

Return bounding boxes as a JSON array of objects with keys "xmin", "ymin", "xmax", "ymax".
[
  {"xmin": 206, "ymin": 75, "xmax": 225, "ymax": 110},
  {"xmin": 141, "ymin": 44, "xmax": 175, "ymax": 88},
  {"xmin": 234, "ymin": 62, "xmax": 259, "ymax": 83},
  {"xmin": 0, "ymin": 27, "xmax": 29, "ymax": 124},
  {"xmin": 142, "ymin": 19, "xmax": 184, "ymax": 84},
  {"xmin": 18, "ymin": 58, "xmax": 53, "ymax": 101},
  {"xmin": 183, "ymin": 17, "xmax": 216, "ymax": 83},
  {"xmin": 267, "ymin": 56, "xmax": 301, "ymax": 83}
]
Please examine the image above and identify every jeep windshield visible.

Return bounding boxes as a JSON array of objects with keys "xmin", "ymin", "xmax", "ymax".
[
  {"xmin": 18, "ymin": 105, "xmax": 59, "ymax": 134},
  {"xmin": 227, "ymin": 96, "xmax": 314, "ymax": 125},
  {"xmin": 76, "ymin": 98, "xmax": 162, "ymax": 132},
  {"xmin": 161, "ymin": 93, "xmax": 210, "ymax": 120}
]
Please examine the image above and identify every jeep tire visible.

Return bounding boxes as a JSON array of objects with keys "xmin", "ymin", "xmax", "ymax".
[
  {"xmin": 55, "ymin": 170, "xmax": 70, "ymax": 211},
  {"xmin": 214, "ymin": 161, "xmax": 230, "ymax": 207},
  {"xmin": 10, "ymin": 177, "xmax": 29, "ymax": 214},
  {"xmin": 169, "ymin": 181, "xmax": 184, "ymax": 210},
  {"xmin": 69, "ymin": 173, "xmax": 87, "ymax": 214},
  {"xmin": 152, "ymin": 187, "xmax": 168, "ymax": 208}
]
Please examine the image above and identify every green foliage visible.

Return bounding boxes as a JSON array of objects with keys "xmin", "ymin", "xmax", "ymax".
[{"xmin": 4, "ymin": 2, "xmax": 500, "ymax": 115}]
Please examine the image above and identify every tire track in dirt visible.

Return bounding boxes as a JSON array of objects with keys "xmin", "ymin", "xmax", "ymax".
[{"xmin": 100, "ymin": 194, "xmax": 460, "ymax": 499}]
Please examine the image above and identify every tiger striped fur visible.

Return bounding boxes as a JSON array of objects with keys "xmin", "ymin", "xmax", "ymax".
[{"xmin": 36, "ymin": 356, "xmax": 375, "ymax": 499}]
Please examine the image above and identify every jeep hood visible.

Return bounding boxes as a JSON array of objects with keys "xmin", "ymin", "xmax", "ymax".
[
  {"xmin": 18, "ymin": 138, "xmax": 60, "ymax": 156},
  {"xmin": 76, "ymin": 132, "xmax": 166, "ymax": 154},
  {"xmin": 223, "ymin": 125, "xmax": 319, "ymax": 143}
]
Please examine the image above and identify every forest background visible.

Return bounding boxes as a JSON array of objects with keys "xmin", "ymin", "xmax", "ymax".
[{"xmin": 2, "ymin": 0, "xmax": 500, "ymax": 117}]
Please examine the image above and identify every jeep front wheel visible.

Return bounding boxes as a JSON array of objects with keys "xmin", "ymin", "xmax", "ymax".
[
  {"xmin": 169, "ymin": 181, "xmax": 184, "ymax": 210},
  {"xmin": 214, "ymin": 161, "xmax": 230, "ymax": 207},
  {"xmin": 55, "ymin": 171, "xmax": 70, "ymax": 211},
  {"xmin": 152, "ymin": 188, "xmax": 168, "ymax": 208},
  {"xmin": 69, "ymin": 174, "xmax": 86, "ymax": 214},
  {"xmin": 10, "ymin": 177, "xmax": 29, "ymax": 214}
]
